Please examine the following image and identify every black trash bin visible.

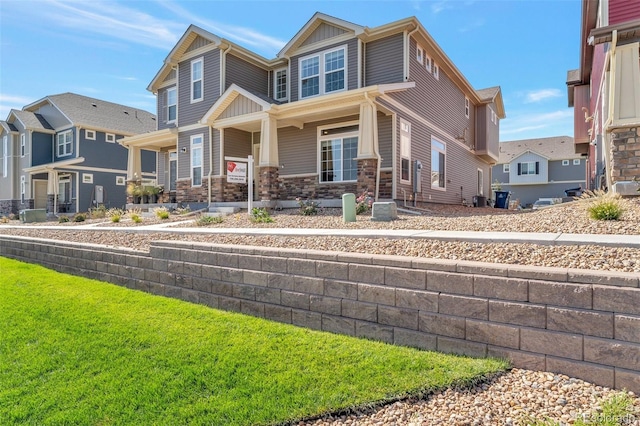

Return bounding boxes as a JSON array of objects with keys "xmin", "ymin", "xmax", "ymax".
[{"xmin": 494, "ymin": 191, "xmax": 510, "ymax": 209}]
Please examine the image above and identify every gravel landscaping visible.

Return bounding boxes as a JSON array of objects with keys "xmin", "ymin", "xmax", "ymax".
[{"xmin": 1, "ymin": 198, "xmax": 639, "ymax": 425}]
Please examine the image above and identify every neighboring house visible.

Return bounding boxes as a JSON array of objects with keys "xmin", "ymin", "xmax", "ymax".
[
  {"xmin": 0, "ymin": 93, "xmax": 156, "ymax": 216},
  {"xmin": 492, "ymin": 136, "xmax": 587, "ymax": 207},
  {"xmin": 567, "ymin": 0, "xmax": 640, "ymax": 195},
  {"xmin": 121, "ymin": 12, "xmax": 505, "ymax": 209}
]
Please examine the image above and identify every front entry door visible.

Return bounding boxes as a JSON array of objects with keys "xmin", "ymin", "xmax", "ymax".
[{"xmin": 33, "ymin": 180, "xmax": 47, "ymax": 209}]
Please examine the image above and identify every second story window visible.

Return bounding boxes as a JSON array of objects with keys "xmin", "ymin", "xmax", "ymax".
[
  {"xmin": 57, "ymin": 130, "xmax": 73, "ymax": 157},
  {"xmin": 300, "ymin": 46, "xmax": 346, "ymax": 99},
  {"xmin": 191, "ymin": 134, "xmax": 203, "ymax": 186},
  {"xmin": 464, "ymin": 97, "xmax": 470, "ymax": 119},
  {"xmin": 518, "ymin": 161, "xmax": 538, "ymax": 175},
  {"xmin": 431, "ymin": 138, "xmax": 446, "ymax": 189},
  {"xmin": 503, "ymin": 164, "xmax": 510, "ymax": 173},
  {"xmin": 274, "ymin": 69, "xmax": 287, "ymax": 101},
  {"xmin": 416, "ymin": 45, "xmax": 424, "ymax": 65},
  {"xmin": 167, "ymin": 87, "xmax": 177, "ymax": 122},
  {"xmin": 400, "ymin": 120, "xmax": 411, "ymax": 182},
  {"xmin": 21, "ymin": 133, "xmax": 25, "ymax": 157},
  {"xmin": 191, "ymin": 58, "xmax": 203, "ymax": 103}
]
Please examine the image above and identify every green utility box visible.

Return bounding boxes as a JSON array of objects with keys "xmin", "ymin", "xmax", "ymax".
[{"xmin": 19, "ymin": 209, "xmax": 47, "ymax": 223}]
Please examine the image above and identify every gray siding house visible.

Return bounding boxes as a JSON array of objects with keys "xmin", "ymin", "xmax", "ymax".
[
  {"xmin": 121, "ymin": 13, "xmax": 505, "ymax": 208},
  {"xmin": 0, "ymin": 93, "xmax": 156, "ymax": 216},
  {"xmin": 491, "ymin": 136, "xmax": 587, "ymax": 207}
]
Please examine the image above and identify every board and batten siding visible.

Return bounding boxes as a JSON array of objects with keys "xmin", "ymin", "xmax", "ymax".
[
  {"xmin": 290, "ymin": 38, "xmax": 359, "ymax": 102},
  {"xmin": 301, "ymin": 23, "xmax": 348, "ymax": 47},
  {"xmin": 177, "ymin": 128, "xmax": 209, "ymax": 180},
  {"xmin": 225, "ymin": 54, "xmax": 269, "ymax": 96},
  {"xmin": 364, "ymin": 33, "xmax": 404, "ymax": 86},
  {"xmin": 509, "ymin": 152, "xmax": 548, "ymax": 185},
  {"xmin": 177, "ymin": 49, "xmax": 221, "ymax": 128},
  {"xmin": 219, "ymin": 96, "xmax": 263, "ymax": 120},
  {"xmin": 378, "ymin": 113, "xmax": 393, "ymax": 169},
  {"xmin": 30, "ymin": 104, "xmax": 70, "ymax": 130},
  {"xmin": 156, "ymin": 85, "xmax": 177, "ymax": 131}
]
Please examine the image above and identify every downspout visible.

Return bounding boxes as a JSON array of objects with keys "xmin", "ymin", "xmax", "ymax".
[
  {"xmin": 602, "ymin": 30, "xmax": 617, "ymax": 192},
  {"xmin": 207, "ymin": 126, "xmax": 213, "ymax": 207},
  {"xmin": 405, "ymin": 26, "xmax": 420, "ymax": 81},
  {"xmin": 364, "ymin": 92, "xmax": 382, "ymax": 201},
  {"xmin": 220, "ymin": 44, "xmax": 232, "ymax": 95}
]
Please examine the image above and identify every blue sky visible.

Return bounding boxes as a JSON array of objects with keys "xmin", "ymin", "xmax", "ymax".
[{"xmin": 0, "ymin": 0, "xmax": 580, "ymax": 141}]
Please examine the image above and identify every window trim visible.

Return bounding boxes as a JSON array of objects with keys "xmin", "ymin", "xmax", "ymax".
[
  {"xmin": 464, "ymin": 97, "xmax": 470, "ymax": 119},
  {"xmin": 425, "ymin": 55, "xmax": 432, "ymax": 73},
  {"xmin": 518, "ymin": 161, "xmax": 538, "ymax": 175},
  {"xmin": 433, "ymin": 63, "xmax": 440, "ymax": 80},
  {"xmin": 85, "ymin": 129, "xmax": 96, "ymax": 140},
  {"xmin": 299, "ymin": 45, "xmax": 347, "ymax": 99},
  {"xmin": 105, "ymin": 133, "xmax": 116, "ymax": 143},
  {"xmin": 116, "ymin": 176, "xmax": 126, "ymax": 186},
  {"xmin": 191, "ymin": 134, "xmax": 203, "ymax": 187},
  {"xmin": 431, "ymin": 137, "xmax": 446, "ymax": 191},
  {"xmin": 400, "ymin": 119, "xmax": 411, "ymax": 184},
  {"xmin": 317, "ymin": 120, "xmax": 359, "ymax": 184},
  {"xmin": 21, "ymin": 133, "xmax": 26, "ymax": 157},
  {"xmin": 573, "ymin": 159, "xmax": 581, "ymax": 165},
  {"xmin": 274, "ymin": 67, "xmax": 288, "ymax": 102},
  {"xmin": 416, "ymin": 44, "xmax": 424, "ymax": 65},
  {"xmin": 562, "ymin": 159, "xmax": 569, "ymax": 166},
  {"xmin": 166, "ymin": 86, "xmax": 177, "ymax": 123},
  {"xmin": 190, "ymin": 57, "xmax": 204, "ymax": 103},
  {"xmin": 503, "ymin": 164, "xmax": 510, "ymax": 173},
  {"xmin": 56, "ymin": 129, "xmax": 73, "ymax": 158},
  {"xmin": 82, "ymin": 173, "xmax": 93, "ymax": 184}
]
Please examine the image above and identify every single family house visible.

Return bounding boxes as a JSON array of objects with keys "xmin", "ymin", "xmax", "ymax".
[
  {"xmin": 0, "ymin": 93, "xmax": 156, "ymax": 216},
  {"xmin": 492, "ymin": 136, "xmax": 587, "ymax": 207},
  {"xmin": 120, "ymin": 12, "xmax": 505, "ymax": 209}
]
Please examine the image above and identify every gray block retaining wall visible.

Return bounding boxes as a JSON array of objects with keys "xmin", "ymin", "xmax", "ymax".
[{"xmin": 1, "ymin": 235, "xmax": 638, "ymax": 392}]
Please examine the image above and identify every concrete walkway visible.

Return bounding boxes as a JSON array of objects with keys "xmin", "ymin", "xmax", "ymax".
[{"xmin": 2, "ymin": 219, "xmax": 638, "ymax": 248}]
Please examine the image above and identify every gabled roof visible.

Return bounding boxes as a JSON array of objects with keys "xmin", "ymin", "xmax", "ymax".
[
  {"xmin": 277, "ymin": 12, "xmax": 365, "ymax": 58},
  {"xmin": 476, "ymin": 86, "xmax": 506, "ymax": 118},
  {"xmin": 8, "ymin": 109, "xmax": 54, "ymax": 132},
  {"xmin": 1, "ymin": 120, "xmax": 19, "ymax": 134},
  {"xmin": 24, "ymin": 93, "xmax": 156, "ymax": 135},
  {"xmin": 498, "ymin": 136, "xmax": 579, "ymax": 164}
]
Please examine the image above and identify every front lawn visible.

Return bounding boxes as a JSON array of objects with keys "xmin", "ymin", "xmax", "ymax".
[{"xmin": 0, "ymin": 257, "xmax": 507, "ymax": 425}]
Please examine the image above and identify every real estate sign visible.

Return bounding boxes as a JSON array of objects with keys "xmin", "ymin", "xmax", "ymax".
[{"xmin": 227, "ymin": 161, "xmax": 247, "ymax": 184}]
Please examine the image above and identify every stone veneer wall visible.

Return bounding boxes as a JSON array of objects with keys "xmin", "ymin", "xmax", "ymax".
[
  {"xmin": 0, "ymin": 199, "xmax": 21, "ymax": 216},
  {"xmin": 1, "ymin": 235, "xmax": 638, "ymax": 392},
  {"xmin": 278, "ymin": 175, "xmax": 358, "ymax": 201},
  {"xmin": 611, "ymin": 128, "xmax": 640, "ymax": 184}
]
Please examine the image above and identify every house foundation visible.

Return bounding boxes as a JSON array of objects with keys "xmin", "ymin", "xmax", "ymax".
[{"xmin": 610, "ymin": 128, "xmax": 640, "ymax": 184}]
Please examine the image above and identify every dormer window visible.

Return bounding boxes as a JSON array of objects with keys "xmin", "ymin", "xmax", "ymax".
[
  {"xmin": 274, "ymin": 68, "xmax": 287, "ymax": 101},
  {"xmin": 300, "ymin": 46, "xmax": 346, "ymax": 99},
  {"xmin": 191, "ymin": 57, "xmax": 203, "ymax": 103}
]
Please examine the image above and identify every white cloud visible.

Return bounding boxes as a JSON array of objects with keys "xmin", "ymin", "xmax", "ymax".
[
  {"xmin": 0, "ymin": 94, "xmax": 36, "ymax": 119},
  {"xmin": 525, "ymin": 89, "xmax": 563, "ymax": 103},
  {"xmin": 500, "ymin": 109, "xmax": 573, "ymax": 138}
]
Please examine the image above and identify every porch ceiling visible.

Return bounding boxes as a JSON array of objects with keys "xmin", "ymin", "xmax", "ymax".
[{"xmin": 119, "ymin": 128, "xmax": 178, "ymax": 150}]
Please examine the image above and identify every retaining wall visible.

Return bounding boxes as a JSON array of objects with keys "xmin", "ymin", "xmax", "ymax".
[{"xmin": 1, "ymin": 235, "xmax": 638, "ymax": 392}]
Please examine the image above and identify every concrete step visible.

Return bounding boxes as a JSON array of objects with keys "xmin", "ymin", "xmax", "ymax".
[{"xmin": 208, "ymin": 206, "xmax": 241, "ymax": 214}]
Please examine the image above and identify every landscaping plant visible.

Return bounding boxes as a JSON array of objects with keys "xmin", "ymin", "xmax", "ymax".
[
  {"xmin": 196, "ymin": 214, "xmax": 223, "ymax": 226},
  {"xmin": 296, "ymin": 197, "xmax": 320, "ymax": 216},
  {"xmin": 154, "ymin": 206, "xmax": 170, "ymax": 220},
  {"xmin": 107, "ymin": 208, "xmax": 124, "ymax": 223},
  {"xmin": 72, "ymin": 213, "xmax": 86, "ymax": 222},
  {"xmin": 58, "ymin": 216, "xmax": 70, "ymax": 223},
  {"xmin": 356, "ymin": 191, "xmax": 374, "ymax": 215},
  {"xmin": 251, "ymin": 207, "xmax": 274, "ymax": 223},
  {"xmin": 580, "ymin": 190, "xmax": 626, "ymax": 221}
]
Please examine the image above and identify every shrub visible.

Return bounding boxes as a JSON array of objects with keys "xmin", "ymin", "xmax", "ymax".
[
  {"xmin": 154, "ymin": 207, "xmax": 170, "ymax": 220},
  {"xmin": 175, "ymin": 207, "xmax": 191, "ymax": 215},
  {"xmin": 196, "ymin": 214, "xmax": 223, "ymax": 226},
  {"xmin": 107, "ymin": 208, "xmax": 124, "ymax": 223},
  {"xmin": 58, "ymin": 216, "xmax": 70, "ymax": 223},
  {"xmin": 1, "ymin": 216, "xmax": 10, "ymax": 224},
  {"xmin": 89, "ymin": 205, "xmax": 107, "ymax": 219},
  {"xmin": 127, "ymin": 208, "xmax": 143, "ymax": 223},
  {"xmin": 580, "ymin": 190, "xmax": 626, "ymax": 221},
  {"xmin": 355, "ymin": 191, "xmax": 374, "ymax": 215},
  {"xmin": 73, "ymin": 213, "xmax": 86, "ymax": 222},
  {"xmin": 251, "ymin": 207, "xmax": 274, "ymax": 223},
  {"xmin": 296, "ymin": 197, "xmax": 320, "ymax": 216}
]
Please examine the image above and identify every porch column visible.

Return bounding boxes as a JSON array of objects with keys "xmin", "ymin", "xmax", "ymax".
[
  {"xmin": 46, "ymin": 170, "xmax": 57, "ymax": 214},
  {"xmin": 259, "ymin": 116, "xmax": 280, "ymax": 202},
  {"xmin": 126, "ymin": 146, "xmax": 142, "ymax": 181},
  {"xmin": 356, "ymin": 100, "xmax": 379, "ymax": 197}
]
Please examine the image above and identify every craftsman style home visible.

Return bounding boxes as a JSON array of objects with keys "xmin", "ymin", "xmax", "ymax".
[
  {"xmin": 567, "ymin": 0, "xmax": 640, "ymax": 195},
  {"xmin": 121, "ymin": 12, "xmax": 505, "ymax": 208},
  {"xmin": 492, "ymin": 136, "xmax": 587, "ymax": 207},
  {"xmin": 0, "ymin": 93, "xmax": 156, "ymax": 216}
]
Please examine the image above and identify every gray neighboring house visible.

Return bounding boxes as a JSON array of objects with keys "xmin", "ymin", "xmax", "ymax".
[
  {"xmin": 0, "ymin": 93, "xmax": 157, "ymax": 216},
  {"xmin": 491, "ymin": 136, "xmax": 587, "ymax": 207}
]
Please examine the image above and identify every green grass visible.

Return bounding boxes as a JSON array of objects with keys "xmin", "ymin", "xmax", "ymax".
[{"xmin": 0, "ymin": 257, "xmax": 507, "ymax": 426}]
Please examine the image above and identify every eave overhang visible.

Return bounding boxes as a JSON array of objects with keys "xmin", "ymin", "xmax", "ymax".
[
  {"xmin": 24, "ymin": 157, "xmax": 85, "ymax": 173},
  {"xmin": 118, "ymin": 128, "xmax": 178, "ymax": 150}
]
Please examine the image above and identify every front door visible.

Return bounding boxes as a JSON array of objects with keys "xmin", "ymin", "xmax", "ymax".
[{"xmin": 33, "ymin": 180, "xmax": 47, "ymax": 209}]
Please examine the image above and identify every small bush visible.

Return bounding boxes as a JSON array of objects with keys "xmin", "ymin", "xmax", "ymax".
[
  {"xmin": 581, "ymin": 191, "xmax": 626, "ymax": 221},
  {"xmin": 251, "ymin": 207, "xmax": 274, "ymax": 223},
  {"xmin": 196, "ymin": 214, "xmax": 223, "ymax": 226},
  {"xmin": 89, "ymin": 205, "xmax": 107, "ymax": 219},
  {"xmin": 355, "ymin": 191, "xmax": 374, "ymax": 215},
  {"xmin": 130, "ymin": 214, "xmax": 142, "ymax": 223},
  {"xmin": 154, "ymin": 207, "xmax": 170, "ymax": 220},
  {"xmin": 58, "ymin": 216, "xmax": 70, "ymax": 223},
  {"xmin": 73, "ymin": 213, "xmax": 86, "ymax": 222},
  {"xmin": 0, "ymin": 216, "xmax": 9, "ymax": 224},
  {"xmin": 175, "ymin": 207, "xmax": 191, "ymax": 215},
  {"xmin": 296, "ymin": 197, "xmax": 320, "ymax": 216},
  {"xmin": 107, "ymin": 208, "xmax": 124, "ymax": 223}
]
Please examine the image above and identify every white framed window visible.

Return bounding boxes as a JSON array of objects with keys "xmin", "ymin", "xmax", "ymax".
[
  {"xmin": 116, "ymin": 176, "xmax": 126, "ymax": 186},
  {"xmin": 2, "ymin": 135, "xmax": 7, "ymax": 177},
  {"xmin": 425, "ymin": 55, "xmax": 432, "ymax": 73},
  {"xmin": 431, "ymin": 138, "xmax": 446, "ymax": 189},
  {"xmin": 503, "ymin": 164, "xmax": 510, "ymax": 173},
  {"xmin": 166, "ymin": 87, "xmax": 177, "ymax": 122},
  {"xmin": 56, "ymin": 129, "xmax": 73, "ymax": 157},
  {"xmin": 400, "ymin": 119, "xmax": 411, "ymax": 183},
  {"xmin": 491, "ymin": 109, "xmax": 497, "ymax": 124},
  {"xmin": 21, "ymin": 176, "xmax": 25, "ymax": 203},
  {"xmin": 105, "ymin": 133, "xmax": 116, "ymax": 143},
  {"xmin": 85, "ymin": 130, "xmax": 96, "ymax": 140},
  {"xmin": 191, "ymin": 57, "xmax": 203, "ymax": 103},
  {"xmin": 433, "ymin": 63, "xmax": 440, "ymax": 80},
  {"xmin": 21, "ymin": 133, "xmax": 25, "ymax": 157},
  {"xmin": 191, "ymin": 134, "xmax": 203, "ymax": 186},
  {"xmin": 518, "ymin": 161, "xmax": 538, "ymax": 175},
  {"xmin": 562, "ymin": 160, "xmax": 569, "ymax": 166},
  {"xmin": 416, "ymin": 45, "xmax": 424, "ymax": 65},
  {"xmin": 274, "ymin": 68, "xmax": 288, "ymax": 101},
  {"xmin": 318, "ymin": 123, "xmax": 358, "ymax": 183},
  {"xmin": 573, "ymin": 159, "xmax": 581, "ymax": 165},
  {"xmin": 299, "ymin": 45, "xmax": 346, "ymax": 99},
  {"xmin": 82, "ymin": 173, "xmax": 93, "ymax": 184},
  {"xmin": 464, "ymin": 97, "xmax": 470, "ymax": 119}
]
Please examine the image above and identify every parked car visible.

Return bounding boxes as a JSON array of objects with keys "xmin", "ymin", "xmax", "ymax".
[{"xmin": 532, "ymin": 199, "xmax": 554, "ymax": 210}]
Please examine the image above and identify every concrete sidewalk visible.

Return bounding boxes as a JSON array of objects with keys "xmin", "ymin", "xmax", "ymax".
[{"xmin": 2, "ymin": 220, "xmax": 638, "ymax": 248}]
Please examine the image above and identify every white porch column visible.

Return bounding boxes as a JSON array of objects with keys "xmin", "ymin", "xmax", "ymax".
[
  {"xmin": 127, "ymin": 146, "xmax": 142, "ymax": 181},
  {"xmin": 46, "ymin": 170, "xmax": 57, "ymax": 194},
  {"xmin": 357, "ymin": 100, "xmax": 379, "ymax": 159},
  {"xmin": 259, "ymin": 116, "xmax": 279, "ymax": 167}
]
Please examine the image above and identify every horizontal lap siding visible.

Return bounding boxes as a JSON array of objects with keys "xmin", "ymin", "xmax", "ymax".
[
  {"xmin": 225, "ymin": 54, "xmax": 269, "ymax": 95},
  {"xmin": 177, "ymin": 128, "xmax": 209, "ymax": 180},
  {"xmin": 609, "ymin": 0, "xmax": 640, "ymax": 25},
  {"xmin": 224, "ymin": 128, "xmax": 252, "ymax": 160},
  {"xmin": 378, "ymin": 114, "xmax": 393, "ymax": 168},
  {"xmin": 79, "ymin": 132, "xmax": 128, "ymax": 169},
  {"xmin": 549, "ymin": 159, "xmax": 587, "ymax": 182},
  {"xmin": 178, "ymin": 49, "xmax": 220, "ymax": 127},
  {"xmin": 157, "ymin": 85, "xmax": 177, "ymax": 131},
  {"xmin": 365, "ymin": 33, "xmax": 404, "ymax": 85}
]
